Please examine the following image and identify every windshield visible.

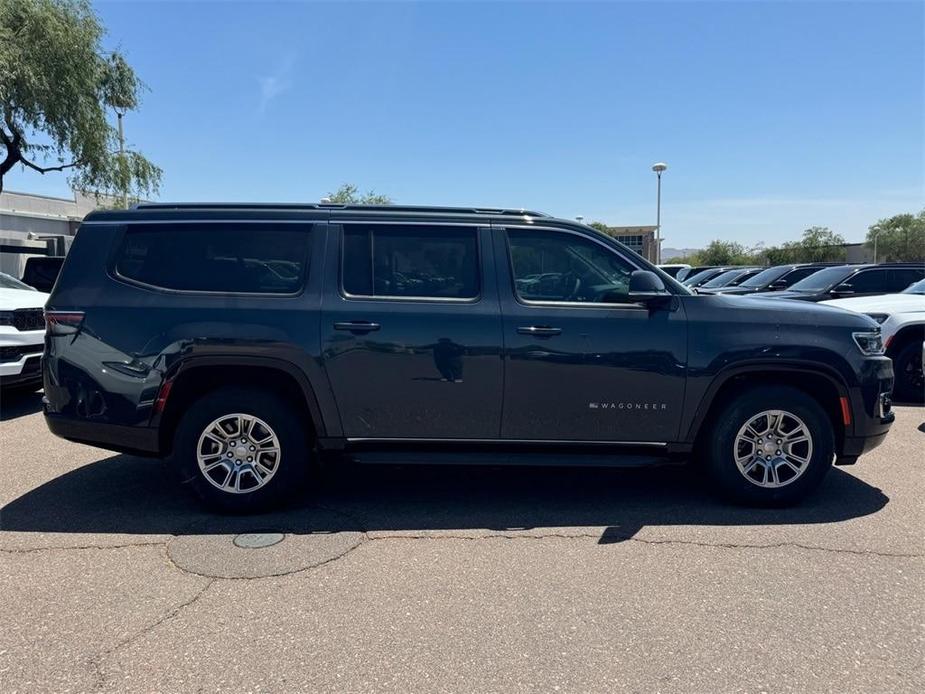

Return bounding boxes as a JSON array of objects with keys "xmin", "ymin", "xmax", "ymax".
[
  {"xmin": 0, "ymin": 272, "xmax": 36, "ymax": 291},
  {"xmin": 788, "ymin": 266, "xmax": 854, "ymax": 291},
  {"xmin": 683, "ymin": 269, "xmax": 719, "ymax": 286},
  {"xmin": 902, "ymin": 278, "xmax": 925, "ymax": 295},
  {"xmin": 738, "ymin": 265, "xmax": 788, "ymax": 288},
  {"xmin": 701, "ymin": 269, "xmax": 745, "ymax": 288}
]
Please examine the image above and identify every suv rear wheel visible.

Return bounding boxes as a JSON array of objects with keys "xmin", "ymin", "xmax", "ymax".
[
  {"xmin": 706, "ymin": 386, "xmax": 834, "ymax": 506},
  {"xmin": 173, "ymin": 387, "xmax": 310, "ymax": 512}
]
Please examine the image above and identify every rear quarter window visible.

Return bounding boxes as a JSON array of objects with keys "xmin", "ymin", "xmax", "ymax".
[{"xmin": 114, "ymin": 223, "xmax": 311, "ymax": 294}]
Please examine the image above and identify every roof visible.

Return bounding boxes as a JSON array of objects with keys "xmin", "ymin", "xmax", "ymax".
[
  {"xmin": 82, "ymin": 202, "xmax": 556, "ymax": 225},
  {"xmin": 134, "ymin": 202, "xmax": 550, "ymax": 217}
]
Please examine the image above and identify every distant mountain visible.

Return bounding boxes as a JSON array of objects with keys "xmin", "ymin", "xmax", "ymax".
[{"xmin": 662, "ymin": 247, "xmax": 700, "ymax": 261}]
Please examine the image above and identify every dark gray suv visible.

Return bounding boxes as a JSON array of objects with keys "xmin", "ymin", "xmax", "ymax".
[{"xmin": 43, "ymin": 203, "xmax": 895, "ymax": 511}]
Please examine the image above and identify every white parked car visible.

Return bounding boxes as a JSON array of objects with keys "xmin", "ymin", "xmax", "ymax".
[
  {"xmin": 0, "ymin": 272, "xmax": 48, "ymax": 392},
  {"xmin": 822, "ymin": 278, "xmax": 925, "ymax": 402}
]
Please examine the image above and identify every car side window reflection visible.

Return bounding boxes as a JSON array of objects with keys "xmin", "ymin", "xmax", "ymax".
[{"xmin": 507, "ymin": 229, "xmax": 635, "ymax": 304}]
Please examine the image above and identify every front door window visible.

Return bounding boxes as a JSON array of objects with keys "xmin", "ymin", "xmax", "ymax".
[{"xmin": 507, "ymin": 229, "xmax": 636, "ymax": 304}]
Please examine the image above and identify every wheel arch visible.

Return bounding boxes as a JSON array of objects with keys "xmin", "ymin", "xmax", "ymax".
[
  {"xmin": 154, "ymin": 356, "xmax": 328, "ymax": 457},
  {"xmin": 886, "ymin": 322, "xmax": 925, "ymax": 357},
  {"xmin": 686, "ymin": 363, "xmax": 851, "ymax": 454}
]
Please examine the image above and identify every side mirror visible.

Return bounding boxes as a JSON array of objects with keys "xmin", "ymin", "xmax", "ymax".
[
  {"xmin": 628, "ymin": 270, "xmax": 671, "ymax": 304},
  {"xmin": 831, "ymin": 282, "xmax": 854, "ymax": 296},
  {"xmin": 769, "ymin": 279, "xmax": 788, "ymax": 290}
]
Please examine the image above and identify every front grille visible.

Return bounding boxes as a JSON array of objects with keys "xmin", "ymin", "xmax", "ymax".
[
  {"xmin": 0, "ymin": 344, "xmax": 44, "ymax": 362},
  {"xmin": 12, "ymin": 308, "xmax": 45, "ymax": 331}
]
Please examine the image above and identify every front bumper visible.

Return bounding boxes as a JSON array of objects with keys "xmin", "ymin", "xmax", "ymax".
[
  {"xmin": 0, "ymin": 354, "xmax": 43, "ymax": 387},
  {"xmin": 1, "ymin": 327, "xmax": 45, "ymax": 387},
  {"xmin": 838, "ymin": 357, "xmax": 895, "ymax": 461}
]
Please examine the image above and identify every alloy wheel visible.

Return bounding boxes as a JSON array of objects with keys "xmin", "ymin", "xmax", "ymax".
[
  {"xmin": 196, "ymin": 413, "xmax": 281, "ymax": 494},
  {"xmin": 733, "ymin": 409, "xmax": 813, "ymax": 488}
]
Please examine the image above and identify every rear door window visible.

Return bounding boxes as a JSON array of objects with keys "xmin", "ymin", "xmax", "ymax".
[
  {"xmin": 890, "ymin": 268, "xmax": 925, "ymax": 292},
  {"xmin": 114, "ymin": 223, "xmax": 311, "ymax": 294},
  {"xmin": 844, "ymin": 269, "xmax": 889, "ymax": 293},
  {"xmin": 341, "ymin": 224, "xmax": 480, "ymax": 299}
]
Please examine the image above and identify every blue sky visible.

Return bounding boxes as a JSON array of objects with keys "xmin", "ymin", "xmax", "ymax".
[{"xmin": 8, "ymin": 0, "xmax": 924, "ymax": 248}]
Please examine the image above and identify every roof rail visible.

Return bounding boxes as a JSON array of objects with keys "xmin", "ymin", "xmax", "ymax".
[{"xmin": 133, "ymin": 202, "xmax": 550, "ymax": 217}]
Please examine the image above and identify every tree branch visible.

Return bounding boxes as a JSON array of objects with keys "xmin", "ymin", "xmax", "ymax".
[{"xmin": 19, "ymin": 155, "xmax": 82, "ymax": 175}]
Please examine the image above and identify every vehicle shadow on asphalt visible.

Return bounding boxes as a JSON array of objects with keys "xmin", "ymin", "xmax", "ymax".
[
  {"xmin": 0, "ymin": 454, "xmax": 890, "ymax": 543},
  {"xmin": 0, "ymin": 390, "xmax": 43, "ymax": 422}
]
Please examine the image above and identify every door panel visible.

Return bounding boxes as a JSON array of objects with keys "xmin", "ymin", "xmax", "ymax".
[
  {"xmin": 495, "ymin": 226, "xmax": 688, "ymax": 442},
  {"xmin": 321, "ymin": 223, "xmax": 503, "ymax": 439}
]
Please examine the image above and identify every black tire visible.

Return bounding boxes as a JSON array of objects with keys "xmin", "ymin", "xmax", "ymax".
[
  {"xmin": 705, "ymin": 386, "xmax": 834, "ymax": 507},
  {"xmin": 892, "ymin": 341, "xmax": 924, "ymax": 403},
  {"xmin": 172, "ymin": 387, "xmax": 311, "ymax": 512}
]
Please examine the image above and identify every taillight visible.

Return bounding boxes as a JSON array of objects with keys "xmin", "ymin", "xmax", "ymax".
[
  {"xmin": 153, "ymin": 375, "xmax": 175, "ymax": 415},
  {"xmin": 45, "ymin": 310, "xmax": 85, "ymax": 336}
]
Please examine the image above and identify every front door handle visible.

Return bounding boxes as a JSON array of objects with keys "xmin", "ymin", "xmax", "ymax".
[
  {"xmin": 517, "ymin": 326, "xmax": 562, "ymax": 337},
  {"xmin": 334, "ymin": 321, "xmax": 381, "ymax": 333}
]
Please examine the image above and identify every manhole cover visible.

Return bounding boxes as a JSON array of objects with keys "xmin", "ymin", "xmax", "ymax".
[{"xmin": 233, "ymin": 532, "xmax": 285, "ymax": 549}]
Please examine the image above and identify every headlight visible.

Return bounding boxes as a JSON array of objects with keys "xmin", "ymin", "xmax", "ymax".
[
  {"xmin": 0, "ymin": 311, "xmax": 13, "ymax": 326},
  {"xmin": 865, "ymin": 313, "xmax": 889, "ymax": 325},
  {"xmin": 853, "ymin": 330, "xmax": 885, "ymax": 355}
]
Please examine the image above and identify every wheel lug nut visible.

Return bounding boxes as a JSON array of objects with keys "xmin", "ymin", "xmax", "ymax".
[
  {"xmin": 249, "ymin": 446, "xmax": 255, "ymax": 451},
  {"xmin": 777, "ymin": 439, "xmax": 782, "ymax": 444},
  {"xmin": 226, "ymin": 452, "xmax": 233, "ymax": 458},
  {"xmin": 776, "ymin": 450, "xmax": 781, "ymax": 455},
  {"xmin": 247, "ymin": 457, "xmax": 253, "ymax": 462},
  {"xmin": 766, "ymin": 455, "xmax": 771, "ymax": 461}
]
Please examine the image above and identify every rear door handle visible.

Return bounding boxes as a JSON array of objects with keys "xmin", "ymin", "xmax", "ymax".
[
  {"xmin": 333, "ymin": 321, "xmax": 381, "ymax": 333},
  {"xmin": 517, "ymin": 326, "xmax": 562, "ymax": 336}
]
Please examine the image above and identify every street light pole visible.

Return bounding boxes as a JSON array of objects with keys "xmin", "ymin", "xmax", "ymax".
[
  {"xmin": 651, "ymin": 162, "xmax": 668, "ymax": 264},
  {"xmin": 117, "ymin": 111, "xmax": 127, "ymax": 208}
]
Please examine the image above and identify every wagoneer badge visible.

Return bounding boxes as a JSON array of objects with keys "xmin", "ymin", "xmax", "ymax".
[{"xmin": 589, "ymin": 402, "xmax": 668, "ymax": 410}]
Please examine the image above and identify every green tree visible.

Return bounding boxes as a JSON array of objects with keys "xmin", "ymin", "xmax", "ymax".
[
  {"xmin": 0, "ymin": 0, "xmax": 161, "ymax": 202},
  {"xmin": 792, "ymin": 226, "xmax": 847, "ymax": 262},
  {"xmin": 326, "ymin": 183, "xmax": 392, "ymax": 205},
  {"xmin": 756, "ymin": 227, "xmax": 846, "ymax": 264},
  {"xmin": 697, "ymin": 239, "xmax": 751, "ymax": 265},
  {"xmin": 866, "ymin": 210, "xmax": 925, "ymax": 261}
]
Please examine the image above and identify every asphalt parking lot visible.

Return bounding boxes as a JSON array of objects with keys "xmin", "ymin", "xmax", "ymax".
[{"xmin": 0, "ymin": 394, "xmax": 922, "ymax": 693}]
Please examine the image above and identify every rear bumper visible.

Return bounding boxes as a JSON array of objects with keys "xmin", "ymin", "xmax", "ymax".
[{"xmin": 44, "ymin": 412, "xmax": 161, "ymax": 457}]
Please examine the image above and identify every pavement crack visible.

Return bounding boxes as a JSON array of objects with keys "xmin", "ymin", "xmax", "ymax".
[
  {"xmin": 620, "ymin": 535, "xmax": 924, "ymax": 558},
  {"xmin": 0, "ymin": 540, "xmax": 166, "ymax": 555},
  {"xmin": 89, "ymin": 577, "xmax": 215, "ymax": 691},
  {"xmin": 366, "ymin": 531, "xmax": 923, "ymax": 558},
  {"xmin": 370, "ymin": 532, "xmax": 601, "ymax": 542}
]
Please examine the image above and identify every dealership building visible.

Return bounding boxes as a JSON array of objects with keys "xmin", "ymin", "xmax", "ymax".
[
  {"xmin": 0, "ymin": 190, "xmax": 101, "ymax": 277},
  {"xmin": 596, "ymin": 225, "xmax": 658, "ymax": 262}
]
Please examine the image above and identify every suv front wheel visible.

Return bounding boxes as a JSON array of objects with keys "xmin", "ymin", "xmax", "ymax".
[
  {"xmin": 172, "ymin": 387, "xmax": 310, "ymax": 512},
  {"xmin": 706, "ymin": 386, "xmax": 834, "ymax": 506}
]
